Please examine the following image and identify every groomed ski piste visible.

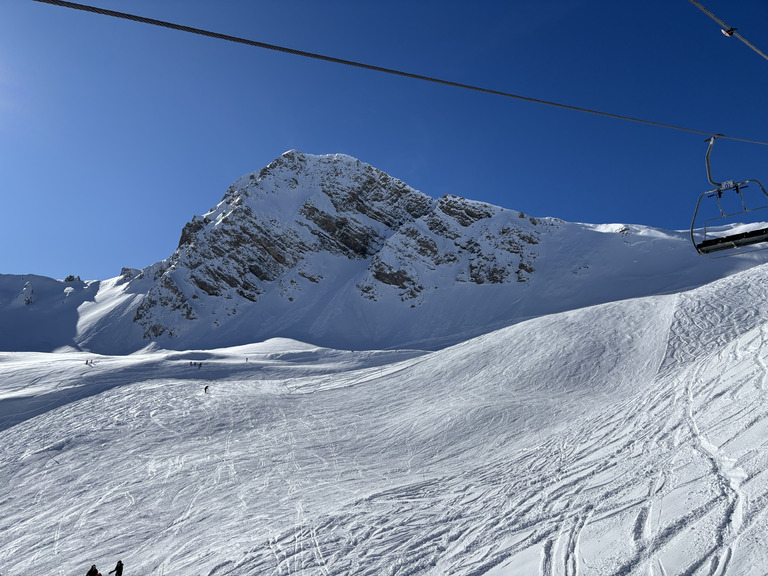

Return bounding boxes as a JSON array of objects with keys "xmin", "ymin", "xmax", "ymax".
[{"xmin": 4, "ymin": 262, "xmax": 768, "ymax": 575}]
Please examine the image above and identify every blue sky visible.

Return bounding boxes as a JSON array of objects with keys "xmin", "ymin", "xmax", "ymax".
[{"xmin": 3, "ymin": 0, "xmax": 768, "ymax": 280}]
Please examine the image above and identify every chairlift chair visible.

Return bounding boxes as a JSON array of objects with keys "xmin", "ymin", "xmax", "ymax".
[{"xmin": 690, "ymin": 135, "xmax": 768, "ymax": 255}]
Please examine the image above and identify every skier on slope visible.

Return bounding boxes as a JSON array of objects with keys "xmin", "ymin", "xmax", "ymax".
[
  {"xmin": 86, "ymin": 565, "xmax": 99, "ymax": 576},
  {"xmin": 108, "ymin": 560, "xmax": 124, "ymax": 576}
]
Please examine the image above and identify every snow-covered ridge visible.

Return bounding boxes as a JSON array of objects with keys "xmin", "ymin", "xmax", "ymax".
[{"xmin": 1, "ymin": 150, "xmax": 767, "ymax": 354}]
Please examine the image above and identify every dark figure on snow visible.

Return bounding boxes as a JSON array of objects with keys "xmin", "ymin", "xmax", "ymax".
[
  {"xmin": 204, "ymin": 385, "xmax": 209, "ymax": 393},
  {"xmin": 109, "ymin": 560, "xmax": 123, "ymax": 576},
  {"xmin": 86, "ymin": 565, "xmax": 98, "ymax": 576}
]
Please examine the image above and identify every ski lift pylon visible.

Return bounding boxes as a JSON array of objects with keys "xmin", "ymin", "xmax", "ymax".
[{"xmin": 690, "ymin": 135, "xmax": 768, "ymax": 255}]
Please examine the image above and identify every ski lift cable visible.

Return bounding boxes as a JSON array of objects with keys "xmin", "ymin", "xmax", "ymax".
[
  {"xmin": 32, "ymin": 0, "xmax": 768, "ymax": 147},
  {"xmin": 687, "ymin": 0, "xmax": 768, "ymax": 63}
]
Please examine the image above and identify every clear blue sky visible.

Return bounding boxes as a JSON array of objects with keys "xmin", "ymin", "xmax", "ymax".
[{"xmin": 3, "ymin": 0, "xmax": 768, "ymax": 280}]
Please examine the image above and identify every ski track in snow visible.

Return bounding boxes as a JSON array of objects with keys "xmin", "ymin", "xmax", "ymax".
[{"xmin": 5, "ymin": 267, "xmax": 768, "ymax": 574}]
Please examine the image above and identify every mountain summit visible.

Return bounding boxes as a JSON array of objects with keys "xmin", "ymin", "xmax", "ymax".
[
  {"xmin": 1, "ymin": 151, "xmax": 766, "ymax": 353},
  {"xmin": 129, "ymin": 150, "xmax": 545, "ymax": 350}
]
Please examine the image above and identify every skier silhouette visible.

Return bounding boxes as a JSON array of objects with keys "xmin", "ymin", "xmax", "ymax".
[
  {"xmin": 86, "ymin": 565, "xmax": 98, "ymax": 576},
  {"xmin": 108, "ymin": 560, "xmax": 123, "ymax": 576}
]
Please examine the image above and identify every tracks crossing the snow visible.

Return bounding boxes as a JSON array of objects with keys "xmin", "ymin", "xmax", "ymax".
[{"xmin": 5, "ymin": 267, "xmax": 768, "ymax": 574}]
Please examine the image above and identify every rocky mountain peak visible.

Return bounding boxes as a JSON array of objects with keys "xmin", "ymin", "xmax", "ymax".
[
  {"xmin": 10, "ymin": 150, "xmax": 756, "ymax": 355},
  {"xmin": 125, "ymin": 151, "xmax": 548, "ymax": 346},
  {"xmin": 132, "ymin": 152, "xmax": 446, "ymax": 341}
]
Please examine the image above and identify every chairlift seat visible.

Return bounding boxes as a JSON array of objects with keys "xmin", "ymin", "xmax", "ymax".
[{"xmin": 696, "ymin": 226, "xmax": 768, "ymax": 254}]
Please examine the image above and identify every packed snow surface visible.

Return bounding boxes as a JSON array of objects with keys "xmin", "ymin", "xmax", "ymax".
[{"xmin": 4, "ymin": 263, "xmax": 768, "ymax": 575}]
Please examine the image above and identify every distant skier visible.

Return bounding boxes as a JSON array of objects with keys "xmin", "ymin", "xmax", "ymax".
[
  {"xmin": 108, "ymin": 560, "xmax": 123, "ymax": 576},
  {"xmin": 86, "ymin": 565, "xmax": 98, "ymax": 576},
  {"xmin": 204, "ymin": 385, "xmax": 209, "ymax": 393}
]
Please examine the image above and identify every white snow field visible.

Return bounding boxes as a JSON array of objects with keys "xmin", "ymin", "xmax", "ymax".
[{"xmin": 4, "ymin": 263, "xmax": 768, "ymax": 575}]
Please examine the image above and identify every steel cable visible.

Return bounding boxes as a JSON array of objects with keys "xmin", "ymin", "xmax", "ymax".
[
  {"xmin": 31, "ymin": 0, "xmax": 768, "ymax": 147},
  {"xmin": 687, "ymin": 0, "xmax": 768, "ymax": 64}
]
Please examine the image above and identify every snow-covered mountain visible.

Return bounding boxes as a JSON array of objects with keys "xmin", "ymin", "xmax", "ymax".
[
  {"xmin": 4, "ymin": 261, "xmax": 768, "ymax": 575},
  {"xmin": 1, "ymin": 150, "xmax": 767, "ymax": 354}
]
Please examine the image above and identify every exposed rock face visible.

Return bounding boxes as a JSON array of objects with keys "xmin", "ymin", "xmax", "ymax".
[
  {"xmin": 126, "ymin": 150, "xmax": 546, "ymax": 345},
  {"xmin": 356, "ymin": 196, "xmax": 543, "ymax": 303}
]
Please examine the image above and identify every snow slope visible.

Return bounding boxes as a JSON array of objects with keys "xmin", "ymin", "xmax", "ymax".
[{"xmin": 4, "ymin": 262, "xmax": 768, "ymax": 575}]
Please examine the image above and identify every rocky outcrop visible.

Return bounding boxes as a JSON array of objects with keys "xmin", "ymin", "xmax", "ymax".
[{"xmin": 127, "ymin": 151, "xmax": 550, "ymax": 344}]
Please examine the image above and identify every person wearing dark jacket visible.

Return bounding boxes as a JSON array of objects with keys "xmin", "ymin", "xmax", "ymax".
[
  {"xmin": 86, "ymin": 565, "xmax": 98, "ymax": 576},
  {"xmin": 109, "ymin": 561, "xmax": 123, "ymax": 576}
]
